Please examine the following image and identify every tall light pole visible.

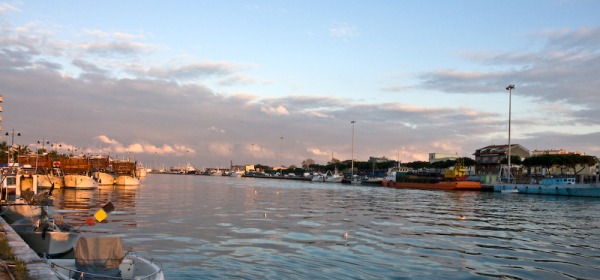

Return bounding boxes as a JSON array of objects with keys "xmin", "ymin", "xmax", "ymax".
[
  {"xmin": 37, "ymin": 139, "xmax": 50, "ymax": 154},
  {"xmin": 506, "ymin": 84, "xmax": 515, "ymax": 182},
  {"xmin": 351, "ymin": 120, "xmax": 356, "ymax": 177},
  {"xmin": 280, "ymin": 137, "xmax": 283, "ymax": 173},
  {"xmin": 251, "ymin": 143, "xmax": 255, "ymax": 167},
  {"xmin": 5, "ymin": 129, "xmax": 21, "ymax": 164}
]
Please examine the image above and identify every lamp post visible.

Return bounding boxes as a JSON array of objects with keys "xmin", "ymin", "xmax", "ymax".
[
  {"xmin": 280, "ymin": 137, "xmax": 284, "ymax": 174},
  {"xmin": 251, "ymin": 143, "xmax": 255, "ymax": 166},
  {"xmin": 5, "ymin": 129, "xmax": 21, "ymax": 164},
  {"xmin": 351, "ymin": 120, "xmax": 356, "ymax": 177},
  {"xmin": 505, "ymin": 84, "xmax": 515, "ymax": 182},
  {"xmin": 37, "ymin": 139, "xmax": 50, "ymax": 154}
]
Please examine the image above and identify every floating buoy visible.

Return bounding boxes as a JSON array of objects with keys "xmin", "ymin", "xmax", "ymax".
[
  {"xmin": 459, "ymin": 215, "xmax": 466, "ymax": 220},
  {"xmin": 342, "ymin": 232, "xmax": 348, "ymax": 239}
]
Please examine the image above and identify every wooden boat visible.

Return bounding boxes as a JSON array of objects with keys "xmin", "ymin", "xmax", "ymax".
[{"xmin": 48, "ymin": 236, "xmax": 164, "ymax": 280}]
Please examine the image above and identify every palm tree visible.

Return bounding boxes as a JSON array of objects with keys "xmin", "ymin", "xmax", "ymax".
[{"xmin": 0, "ymin": 141, "xmax": 8, "ymax": 163}]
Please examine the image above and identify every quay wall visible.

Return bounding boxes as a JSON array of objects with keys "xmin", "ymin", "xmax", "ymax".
[{"xmin": 0, "ymin": 216, "xmax": 58, "ymax": 279}]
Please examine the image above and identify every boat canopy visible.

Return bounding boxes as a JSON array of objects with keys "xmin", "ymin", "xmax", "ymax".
[{"xmin": 75, "ymin": 236, "xmax": 124, "ymax": 277}]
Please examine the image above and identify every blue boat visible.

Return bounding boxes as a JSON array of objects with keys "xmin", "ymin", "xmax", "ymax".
[{"xmin": 494, "ymin": 177, "xmax": 600, "ymax": 197}]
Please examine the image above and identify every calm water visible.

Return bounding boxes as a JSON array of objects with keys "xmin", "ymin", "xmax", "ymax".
[{"xmin": 51, "ymin": 174, "xmax": 600, "ymax": 279}]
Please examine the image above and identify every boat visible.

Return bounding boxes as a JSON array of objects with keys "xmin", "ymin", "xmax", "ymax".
[
  {"xmin": 47, "ymin": 236, "xmax": 164, "ymax": 280},
  {"xmin": 229, "ymin": 170, "xmax": 244, "ymax": 177},
  {"xmin": 383, "ymin": 159, "xmax": 481, "ymax": 190},
  {"xmin": 37, "ymin": 165, "xmax": 65, "ymax": 189},
  {"xmin": 92, "ymin": 171, "xmax": 115, "ymax": 186},
  {"xmin": 113, "ymin": 159, "xmax": 141, "ymax": 186},
  {"xmin": 0, "ymin": 164, "xmax": 45, "ymax": 224},
  {"xmin": 90, "ymin": 155, "xmax": 115, "ymax": 185},
  {"xmin": 493, "ymin": 177, "xmax": 600, "ymax": 197},
  {"xmin": 115, "ymin": 175, "xmax": 140, "ymax": 186},
  {"xmin": 311, "ymin": 170, "xmax": 344, "ymax": 183},
  {"xmin": 64, "ymin": 173, "xmax": 98, "ymax": 189},
  {"xmin": 10, "ymin": 186, "xmax": 80, "ymax": 259}
]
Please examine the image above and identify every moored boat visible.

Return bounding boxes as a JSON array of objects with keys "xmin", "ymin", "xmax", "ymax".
[
  {"xmin": 383, "ymin": 160, "xmax": 481, "ymax": 191},
  {"xmin": 47, "ymin": 236, "xmax": 164, "ymax": 280},
  {"xmin": 93, "ymin": 171, "xmax": 115, "ymax": 186},
  {"xmin": 115, "ymin": 175, "xmax": 140, "ymax": 186},
  {"xmin": 311, "ymin": 170, "xmax": 344, "ymax": 183},
  {"xmin": 64, "ymin": 174, "xmax": 98, "ymax": 189},
  {"xmin": 493, "ymin": 177, "xmax": 600, "ymax": 197},
  {"xmin": 0, "ymin": 165, "xmax": 47, "ymax": 224}
]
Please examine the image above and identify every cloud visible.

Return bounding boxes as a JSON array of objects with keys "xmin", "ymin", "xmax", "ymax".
[
  {"xmin": 261, "ymin": 105, "xmax": 289, "ymax": 116},
  {"xmin": 329, "ymin": 22, "xmax": 359, "ymax": 40}
]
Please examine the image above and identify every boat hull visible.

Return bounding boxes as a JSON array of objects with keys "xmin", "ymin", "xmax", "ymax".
[
  {"xmin": 15, "ymin": 230, "xmax": 79, "ymax": 258},
  {"xmin": 63, "ymin": 175, "xmax": 98, "ymax": 189},
  {"xmin": 37, "ymin": 175, "xmax": 65, "ymax": 189},
  {"xmin": 49, "ymin": 254, "xmax": 164, "ymax": 280},
  {"xmin": 383, "ymin": 180, "xmax": 482, "ymax": 190},
  {"xmin": 92, "ymin": 172, "xmax": 115, "ymax": 185},
  {"xmin": 115, "ymin": 175, "xmax": 140, "ymax": 186},
  {"xmin": 493, "ymin": 183, "xmax": 600, "ymax": 197}
]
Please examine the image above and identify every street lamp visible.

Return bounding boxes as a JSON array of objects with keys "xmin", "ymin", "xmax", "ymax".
[
  {"xmin": 37, "ymin": 139, "xmax": 50, "ymax": 154},
  {"xmin": 251, "ymin": 143, "xmax": 255, "ymax": 166},
  {"xmin": 506, "ymin": 84, "xmax": 515, "ymax": 182},
  {"xmin": 280, "ymin": 137, "xmax": 283, "ymax": 174},
  {"xmin": 5, "ymin": 129, "xmax": 21, "ymax": 164},
  {"xmin": 351, "ymin": 120, "xmax": 356, "ymax": 177}
]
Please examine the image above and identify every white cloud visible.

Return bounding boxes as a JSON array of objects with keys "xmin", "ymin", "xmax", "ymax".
[{"xmin": 261, "ymin": 105, "xmax": 289, "ymax": 116}]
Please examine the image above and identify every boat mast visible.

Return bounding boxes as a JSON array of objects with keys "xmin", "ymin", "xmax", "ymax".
[{"xmin": 506, "ymin": 84, "xmax": 515, "ymax": 182}]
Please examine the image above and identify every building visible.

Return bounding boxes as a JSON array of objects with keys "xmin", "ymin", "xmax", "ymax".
[
  {"xmin": 473, "ymin": 144, "xmax": 530, "ymax": 175},
  {"xmin": 428, "ymin": 153, "xmax": 458, "ymax": 163}
]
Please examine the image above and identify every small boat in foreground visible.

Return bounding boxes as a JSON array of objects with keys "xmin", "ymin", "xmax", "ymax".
[{"xmin": 48, "ymin": 236, "xmax": 164, "ymax": 280}]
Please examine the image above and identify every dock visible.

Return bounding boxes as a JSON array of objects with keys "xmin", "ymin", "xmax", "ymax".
[{"xmin": 0, "ymin": 216, "xmax": 58, "ymax": 279}]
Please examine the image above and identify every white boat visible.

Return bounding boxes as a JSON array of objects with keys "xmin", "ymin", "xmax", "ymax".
[
  {"xmin": 47, "ymin": 236, "xmax": 164, "ymax": 280},
  {"xmin": 229, "ymin": 170, "xmax": 244, "ymax": 177},
  {"xmin": 63, "ymin": 174, "xmax": 98, "ymax": 189},
  {"xmin": 115, "ymin": 175, "xmax": 140, "ymax": 186},
  {"xmin": 11, "ymin": 202, "xmax": 80, "ymax": 259},
  {"xmin": 92, "ymin": 171, "xmax": 115, "ymax": 186},
  {"xmin": 0, "ymin": 165, "xmax": 46, "ymax": 224},
  {"xmin": 37, "ymin": 166, "xmax": 65, "ymax": 189},
  {"xmin": 311, "ymin": 170, "xmax": 343, "ymax": 183},
  {"xmin": 135, "ymin": 162, "xmax": 147, "ymax": 178}
]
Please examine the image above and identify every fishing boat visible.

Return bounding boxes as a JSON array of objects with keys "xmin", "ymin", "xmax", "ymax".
[
  {"xmin": 47, "ymin": 236, "xmax": 164, "ymax": 280},
  {"xmin": 311, "ymin": 170, "xmax": 343, "ymax": 183},
  {"xmin": 493, "ymin": 177, "xmax": 600, "ymax": 197},
  {"xmin": 115, "ymin": 175, "xmax": 140, "ymax": 186},
  {"xmin": 63, "ymin": 173, "xmax": 98, "ymax": 189},
  {"xmin": 383, "ymin": 159, "xmax": 481, "ymax": 190},
  {"xmin": 37, "ymin": 165, "xmax": 65, "ymax": 189},
  {"xmin": 0, "ymin": 164, "xmax": 44, "ymax": 224},
  {"xmin": 10, "ymin": 186, "xmax": 80, "ymax": 259},
  {"xmin": 93, "ymin": 171, "xmax": 115, "ymax": 186},
  {"xmin": 112, "ymin": 159, "xmax": 140, "ymax": 186}
]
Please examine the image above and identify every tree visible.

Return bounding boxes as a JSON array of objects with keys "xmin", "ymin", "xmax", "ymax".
[{"xmin": 302, "ymin": 158, "xmax": 315, "ymax": 169}]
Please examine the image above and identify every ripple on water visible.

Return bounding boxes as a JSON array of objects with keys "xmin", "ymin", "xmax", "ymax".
[{"xmin": 51, "ymin": 175, "xmax": 600, "ymax": 279}]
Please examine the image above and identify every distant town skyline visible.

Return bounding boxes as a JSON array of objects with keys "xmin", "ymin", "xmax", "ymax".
[{"xmin": 1, "ymin": 1, "xmax": 599, "ymax": 168}]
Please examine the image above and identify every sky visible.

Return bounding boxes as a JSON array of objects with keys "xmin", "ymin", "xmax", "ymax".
[{"xmin": 1, "ymin": 0, "xmax": 599, "ymax": 169}]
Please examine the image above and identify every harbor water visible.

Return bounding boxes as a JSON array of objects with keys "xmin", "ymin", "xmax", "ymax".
[{"xmin": 51, "ymin": 174, "xmax": 600, "ymax": 279}]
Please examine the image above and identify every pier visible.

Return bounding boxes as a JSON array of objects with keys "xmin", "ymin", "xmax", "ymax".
[{"xmin": 0, "ymin": 216, "xmax": 57, "ymax": 279}]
